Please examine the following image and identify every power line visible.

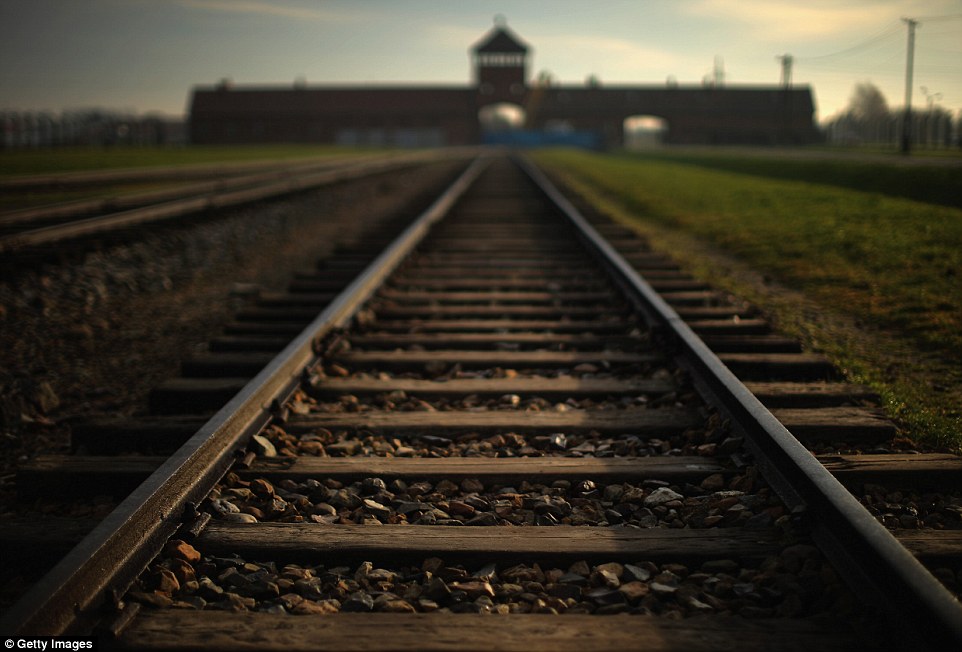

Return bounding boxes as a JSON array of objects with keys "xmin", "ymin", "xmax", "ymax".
[
  {"xmin": 914, "ymin": 13, "xmax": 962, "ymax": 21},
  {"xmin": 922, "ymin": 46, "xmax": 962, "ymax": 55},
  {"xmin": 795, "ymin": 22, "xmax": 902, "ymax": 62},
  {"xmin": 800, "ymin": 54, "xmax": 902, "ymax": 72}
]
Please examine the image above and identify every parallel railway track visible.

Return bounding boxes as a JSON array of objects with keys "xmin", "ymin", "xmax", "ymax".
[
  {"xmin": 0, "ymin": 150, "xmax": 467, "ymax": 256},
  {"xmin": 2, "ymin": 154, "xmax": 960, "ymax": 650}
]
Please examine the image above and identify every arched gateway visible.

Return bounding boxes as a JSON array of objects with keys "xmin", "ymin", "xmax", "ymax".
[{"xmin": 189, "ymin": 21, "xmax": 818, "ymax": 147}]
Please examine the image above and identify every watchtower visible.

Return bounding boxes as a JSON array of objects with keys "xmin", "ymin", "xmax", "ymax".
[{"xmin": 471, "ymin": 17, "xmax": 529, "ymax": 105}]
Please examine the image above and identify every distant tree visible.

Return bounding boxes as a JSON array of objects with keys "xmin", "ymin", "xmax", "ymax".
[
  {"xmin": 823, "ymin": 82, "xmax": 895, "ymax": 146},
  {"xmin": 920, "ymin": 105, "xmax": 953, "ymax": 147},
  {"xmin": 847, "ymin": 82, "xmax": 889, "ymax": 122},
  {"xmin": 536, "ymin": 70, "xmax": 554, "ymax": 87}
]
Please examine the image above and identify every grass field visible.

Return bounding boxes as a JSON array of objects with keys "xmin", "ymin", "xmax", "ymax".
[
  {"xmin": 0, "ymin": 144, "xmax": 375, "ymax": 177},
  {"xmin": 635, "ymin": 148, "xmax": 962, "ymax": 209},
  {"xmin": 534, "ymin": 148, "xmax": 962, "ymax": 450}
]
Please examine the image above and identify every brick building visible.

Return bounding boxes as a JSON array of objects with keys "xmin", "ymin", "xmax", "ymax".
[{"xmin": 188, "ymin": 21, "xmax": 818, "ymax": 148}]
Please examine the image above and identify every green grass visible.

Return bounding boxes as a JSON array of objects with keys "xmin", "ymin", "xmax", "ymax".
[
  {"xmin": 535, "ymin": 149, "xmax": 962, "ymax": 449},
  {"xmin": 818, "ymin": 144, "xmax": 962, "ymax": 159},
  {"xmin": 0, "ymin": 145, "xmax": 377, "ymax": 177},
  {"xmin": 628, "ymin": 149, "xmax": 962, "ymax": 209}
]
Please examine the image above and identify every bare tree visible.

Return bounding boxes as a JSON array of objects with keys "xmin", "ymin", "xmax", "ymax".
[
  {"xmin": 823, "ymin": 82, "xmax": 894, "ymax": 145},
  {"xmin": 848, "ymin": 82, "xmax": 889, "ymax": 121}
]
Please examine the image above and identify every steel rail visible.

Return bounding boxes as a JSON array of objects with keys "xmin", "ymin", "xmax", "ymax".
[
  {"xmin": 0, "ymin": 149, "xmax": 475, "ymax": 252},
  {"xmin": 0, "ymin": 157, "xmax": 369, "ymax": 227},
  {"xmin": 517, "ymin": 155, "xmax": 962, "ymax": 649},
  {"xmin": 0, "ymin": 155, "xmax": 489, "ymax": 636},
  {"xmin": 0, "ymin": 153, "xmax": 376, "ymax": 190}
]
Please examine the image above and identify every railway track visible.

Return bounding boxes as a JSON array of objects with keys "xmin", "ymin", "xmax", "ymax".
[
  {"xmin": 0, "ymin": 150, "xmax": 468, "ymax": 257},
  {"xmin": 2, "ymin": 154, "xmax": 960, "ymax": 650},
  {"xmin": 0, "ymin": 155, "xmax": 371, "ymax": 191}
]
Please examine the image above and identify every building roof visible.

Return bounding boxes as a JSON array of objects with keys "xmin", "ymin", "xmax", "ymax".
[
  {"xmin": 538, "ymin": 85, "xmax": 815, "ymax": 114},
  {"xmin": 471, "ymin": 22, "xmax": 529, "ymax": 54},
  {"xmin": 190, "ymin": 86, "xmax": 475, "ymax": 114}
]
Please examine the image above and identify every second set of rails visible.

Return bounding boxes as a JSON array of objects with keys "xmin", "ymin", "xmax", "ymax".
[
  {"xmin": 0, "ymin": 150, "xmax": 468, "ymax": 255},
  {"xmin": 3, "ymin": 155, "xmax": 960, "ymax": 650}
]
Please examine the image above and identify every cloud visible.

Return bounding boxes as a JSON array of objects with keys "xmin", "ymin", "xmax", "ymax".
[
  {"xmin": 685, "ymin": 0, "xmax": 898, "ymax": 41},
  {"xmin": 428, "ymin": 24, "xmax": 490, "ymax": 50},
  {"xmin": 543, "ymin": 34, "xmax": 685, "ymax": 69},
  {"xmin": 425, "ymin": 25, "xmax": 698, "ymax": 82},
  {"xmin": 176, "ymin": 0, "xmax": 361, "ymax": 22},
  {"xmin": 533, "ymin": 33, "xmax": 698, "ymax": 81}
]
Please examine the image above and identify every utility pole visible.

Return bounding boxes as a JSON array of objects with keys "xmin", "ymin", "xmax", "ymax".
[{"xmin": 901, "ymin": 17, "xmax": 918, "ymax": 154}]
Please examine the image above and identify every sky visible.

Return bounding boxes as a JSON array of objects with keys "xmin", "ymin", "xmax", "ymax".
[{"xmin": 1, "ymin": 0, "xmax": 960, "ymax": 124}]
